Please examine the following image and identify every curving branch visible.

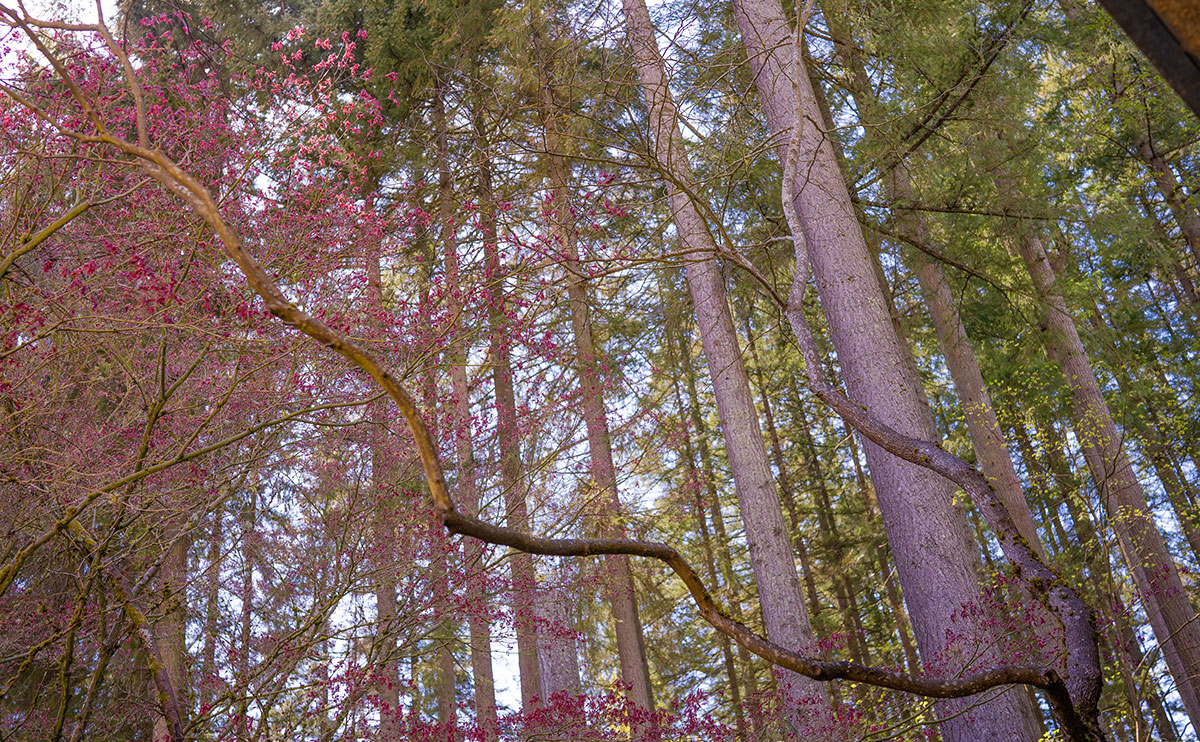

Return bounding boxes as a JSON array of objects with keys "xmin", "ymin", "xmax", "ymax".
[{"xmin": 0, "ymin": 9, "xmax": 1104, "ymax": 740}]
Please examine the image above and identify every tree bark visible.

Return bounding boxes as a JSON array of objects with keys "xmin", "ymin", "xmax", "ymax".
[
  {"xmin": 740, "ymin": 309, "xmax": 825, "ymax": 632},
  {"xmin": 619, "ymin": 0, "xmax": 827, "ymax": 728},
  {"xmin": 200, "ymin": 507, "xmax": 224, "ymax": 712},
  {"xmin": 1016, "ymin": 228, "xmax": 1200, "ymax": 727},
  {"xmin": 728, "ymin": 1, "xmax": 1038, "ymax": 738},
  {"xmin": 535, "ymin": 581, "xmax": 582, "ymax": 698},
  {"xmin": 437, "ymin": 86, "xmax": 499, "ymax": 740},
  {"xmin": 1138, "ymin": 138, "xmax": 1200, "ymax": 270},
  {"xmin": 665, "ymin": 279, "xmax": 753, "ymax": 739},
  {"xmin": 152, "ymin": 529, "xmax": 190, "ymax": 742},
  {"xmin": 471, "ymin": 91, "xmax": 543, "ymax": 709},
  {"xmin": 532, "ymin": 19, "xmax": 655, "ymax": 713}
]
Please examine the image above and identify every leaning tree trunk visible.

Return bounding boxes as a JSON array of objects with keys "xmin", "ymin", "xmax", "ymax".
[
  {"xmin": 531, "ymin": 18, "xmax": 655, "ymax": 714},
  {"xmin": 1016, "ymin": 228, "xmax": 1200, "ymax": 727},
  {"xmin": 619, "ymin": 0, "xmax": 828, "ymax": 729},
  {"xmin": 1137, "ymin": 137, "xmax": 1200, "ymax": 270},
  {"xmin": 820, "ymin": 0, "xmax": 1047, "ymax": 561},
  {"xmin": 728, "ymin": 1, "xmax": 1040, "ymax": 739}
]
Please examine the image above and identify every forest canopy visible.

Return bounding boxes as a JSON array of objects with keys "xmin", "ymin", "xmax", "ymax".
[{"xmin": 1, "ymin": 0, "xmax": 1199, "ymax": 741}]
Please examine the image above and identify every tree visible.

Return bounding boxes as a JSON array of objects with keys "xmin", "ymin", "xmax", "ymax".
[{"xmin": 4, "ymin": 2, "xmax": 1200, "ymax": 741}]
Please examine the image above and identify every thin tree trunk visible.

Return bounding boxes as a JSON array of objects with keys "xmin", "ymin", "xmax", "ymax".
[
  {"xmin": 619, "ymin": 0, "xmax": 827, "ymax": 728},
  {"xmin": 664, "ymin": 278, "xmax": 750, "ymax": 739},
  {"xmin": 791, "ymin": 399, "xmax": 867, "ymax": 667},
  {"xmin": 740, "ymin": 309, "xmax": 824, "ymax": 628},
  {"xmin": 838, "ymin": 426, "xmax": 921, "ymax": 676},
  {"xmin": 235, "ymin": 488, "xmax": 257, "ymax": 742},
  {"xmin": 1016, "ymin": 228, "xmax": 1200, "ymax": 727},
  {"xmin": 436, "ymin": 87, "xmax": 498, "ymax": 740},
  {"xmin": 153, "ymin": 530, "xmax": 190, "ymax": 742},
  {"xmin": 676, "ymin": 302, "xmax": 764, "ymax": 736},
  {"xmin": 531, "ymin": 20, "xmax": 655, "ymax": 714},
  {"xmin": 471, "ymin": 91, "xmax": 542, "ymax": 709},
  {"xmin": 728, "ymin": 1, "xmax": 1036, "ymax": 737},
  {"xmin": 1138, "ymin": 193, "xmax": 1200, "ymax": 307},
  {"xmin": 364, "ymin": 179, "xmax": 404, "ymax": 741},
  {"xmin": 200, "ymin": 507, "xmax": 224, "ymax": 712}
]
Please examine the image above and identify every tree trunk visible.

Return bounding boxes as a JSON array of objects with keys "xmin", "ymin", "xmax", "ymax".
[
  {"xmin": 838, "ymin": 424, "xmax": 921, "ymax": 676},
  {"xmin": 437, "ymin": 87, "xmax": 499, "ymax": 740},
  {"xmin": 363, "ymin": 178, "xmax": 404, "ymax": 741},
  {"xmin": 1138, "ymin": 138, "xmax": 1200, "ymax": 270},
  {"xmin": 535, "ymin": 580, "xmax": 582, "ymax": 698},
  {"xmin": 532, "ymin": 21, "xmax": 655, "ymax": 714},
  {"xmin": 619, "ymin": 0, "xmax": 827, "ymax": 728},
  {"xmin": 728, "ymin": 0, "xmax": 1037, "ymax": 738},
  {"xmin": 153, "ymin": 530, "xmax": 190, "ymax": 742},
  {"xmin": 664, "ymin": 277, "xmax": 751, "ymax": 739},
  {"xmin": 791, "ymin": 399, "xmax": 868, "ymax": 667},
  {"xmin": 471, "ymin": 92, "xmax": 542, "ymax": 709},
  {"xmin": 200, "ymin": 507, "xmax": 224, "ymax": 712},
  {"xmin": 236, "ymin": 488, "xmax": 257, "ymax": 742},
  {"xmin": 740, "ymin": 310, "xmax": 825, "ymax": 631},
  {"xmin": 1016, "ymin": 228, "xmax": 1200, "ymax": 727}
]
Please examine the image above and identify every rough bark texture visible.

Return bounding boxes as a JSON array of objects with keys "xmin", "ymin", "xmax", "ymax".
[
  {"xmin": 620, "ymin": 0, "xmax": 827, "ymax": 725},
  {"xmin": 536, "ymin": 583, "xmax": 582, "ymax": 697},
  {"xmin": 729, "ymin": 0, "xmax": 1037, "ymax": 738},
  {"xmin": 1017, "ymin": 229, "xmax": 1200, "ymax": 727}
]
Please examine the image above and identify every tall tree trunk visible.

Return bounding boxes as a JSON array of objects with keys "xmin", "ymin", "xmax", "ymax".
[
  {"xmin": 664, "ymin": 276, "xmax": 751, "ymax": 739},
  {"xmin": 680, "ymin": 327, "xmax": 764, "ymax": 736},
  {"xmin": 790, "ymin": 399, "xmax": 868, "ymax": 667},
  {"xmin": 619, "ymin": 0, "xmax": 827, "ymax": 728},
  {"xmin": 436, "ymin": 87, "xmax": 499, "ymax": 740},
  {"xmin": 1138, "ymin": 194, "xmax": 1200, "ymax": 308},
  {"xmin": 471, "ymin": 91, "xmax": 542, "ymax": 709},
  {"xmin": 531, "ymin": 19, "xmax": 655, "ymax": 714},
  {"xmin": 728, "ymin": 1, "xmax": 1037, "ymax": 738},
  {"xmin": 418, "ymin": 218, "xmax": 459, "ymax": 742},
  {"xmin": 535, "ymin": 579, "xmax": 581, "ymax": 698},
  {"xmin": 1016, "ymin": 228, "xmax": 1200, "ymax": 727},
  {"xmin": 740, "ymin": 309, "xmax": 825, "ymax": 630},
  {"xmin": 364, "ymin": 179, "xmax": 403, "ymax": 741},
  {"xmin": 236, "ymin": 488, "xmax": 257, "ymax": 742},
  {"xmin": 836, "ymin": 423, "xmax": 921, "ymax": 676},
  {"xmin": 683, "ymin": 431, "xmax": 749, "ymax": 739}
]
